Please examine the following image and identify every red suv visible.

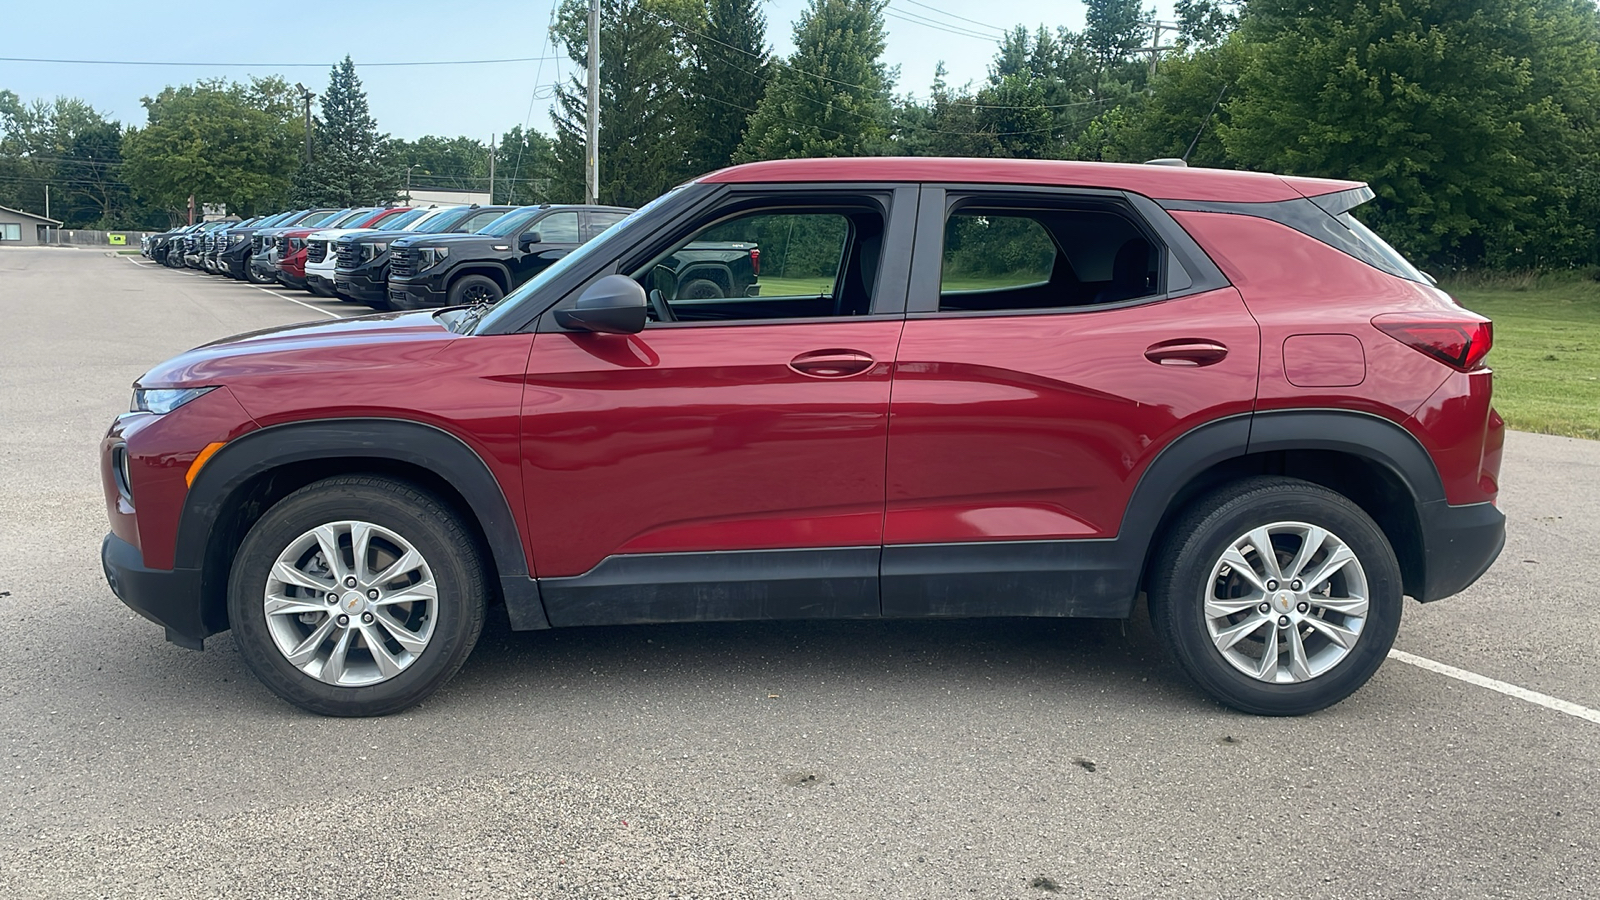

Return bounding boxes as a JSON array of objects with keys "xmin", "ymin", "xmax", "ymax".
[{"xmin": 100, "ymin": 158, "xmax": 1504, "ymax": 717}]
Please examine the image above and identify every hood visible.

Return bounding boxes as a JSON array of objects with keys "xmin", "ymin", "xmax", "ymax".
[
  {"xmin": 307, "ymin": 227, "xmax": 383, "ymax": 242},
  {"xmin": 137, "ymin": 310, "xmax": 461, "ymax": 387},
  {"xmin": 393, "ymin": 232, "xmax": 496, "ymax": 249}
]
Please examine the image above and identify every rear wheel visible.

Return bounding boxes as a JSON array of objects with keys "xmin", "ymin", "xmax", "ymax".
[
  {"xmin": 227, "ymin": 476, "xmax": 488, "ymax": 717},
  {"xmin": 678, "ymin": 277, "xmax": 724, "ymax": 300},
  {"xmin": 1148, "ymin": 477, "xmax": 1402, "ymax": 716},
  {"xmin": 447, "ymin": 274, "xmax": 502, "ymax": 308}
]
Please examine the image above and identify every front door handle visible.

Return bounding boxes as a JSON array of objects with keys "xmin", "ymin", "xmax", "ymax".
[
  {"xmin": 1145, "ymin": 339, "xmax": 1229, "ymax": 368},
  {"xmin": 789, "ymin": 349, "xmax": 875, "ymax": 378}
]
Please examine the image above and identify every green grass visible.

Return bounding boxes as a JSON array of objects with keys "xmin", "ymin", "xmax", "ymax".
[
  {"xmin": 756, "ymin": 275, "xmax": 835, "ymax": 296},
  {"xmin": 1447, "ymin": 273, "xmax": 1600, "ymax": 440}
]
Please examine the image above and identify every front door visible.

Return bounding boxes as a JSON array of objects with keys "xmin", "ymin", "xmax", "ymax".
[{"xmin": 520, "ymin": 188, "xmax": 915, "ymax": 626}]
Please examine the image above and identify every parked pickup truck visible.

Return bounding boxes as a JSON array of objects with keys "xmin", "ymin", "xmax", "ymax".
[
  {"xmin": 387, "ymin": 204, "xmax": 633, "ymax": 310},
  {"xmin": 334, "ymin": 205, "xmax": 516, "ymax": 308}
]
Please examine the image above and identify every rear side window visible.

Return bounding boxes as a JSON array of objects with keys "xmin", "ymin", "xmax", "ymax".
[
  {"xmin": 1161, "ymin": 188, "xmax": 1429, "ymax": 284},
  {"xmin": 938, "ymin": 206, "xmax": 1160, "ymax": 312}
]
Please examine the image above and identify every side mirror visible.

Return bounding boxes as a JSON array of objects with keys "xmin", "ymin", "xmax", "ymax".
[
  {"xmin": 519, "ymin": 231, "xmax": 542, "ymax": 248},
  {"xmin": 554, "ymin": 274, "xmax": 648, "ymax": 334}
]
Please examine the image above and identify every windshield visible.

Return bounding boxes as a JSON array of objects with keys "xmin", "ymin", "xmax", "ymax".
[
  {"xmin": 413, "ymin": 208, "xmax": 469, "ymax": 233},
  {"xmin": 479, "ymin": 208, "xmax": 541, "ymax": 237},
  {"xmin": 336, "ymin": 208, "xmax": 381, "ymax": 228},
  {"xmin": 469, "ymin": 189, "xmax": 684, "ymax": 334},
  {"xmin": 377, "ymin": 209, "xmax": 425, "ymax": 230},
  {"xmin": 299, "ymin": 210, "xmax": 343, "ymax": 227}
]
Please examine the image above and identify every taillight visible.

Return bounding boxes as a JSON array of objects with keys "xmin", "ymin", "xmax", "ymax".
[
  {"xmin": 750, "ymin": 248, "xmax": 760, "ymax": 276},
  {"xmin": 1372, "ymin": 313, "xmax": 1493, "ymax": 372}
]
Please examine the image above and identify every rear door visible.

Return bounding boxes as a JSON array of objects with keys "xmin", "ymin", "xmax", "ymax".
[
  {"xmin": 520, "ymin": 185, "xmax": 917, "ymax": 626},
  {"xmin": 882, "ymin": 185, "xmax": 1259, "ymax": 617}
]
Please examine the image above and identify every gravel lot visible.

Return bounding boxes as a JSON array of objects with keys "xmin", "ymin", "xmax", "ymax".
[{"xmin": 2, "ymin": 247, "xmax": 1596, "ymax": 899}]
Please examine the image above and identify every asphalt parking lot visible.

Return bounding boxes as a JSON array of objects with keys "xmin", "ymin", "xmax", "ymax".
[{"xmin": 1, "ymin": 246, "xmax": 1596, "ymax": 899}]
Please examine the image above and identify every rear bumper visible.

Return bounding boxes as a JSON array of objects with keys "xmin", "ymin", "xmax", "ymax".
[
  {"xmin": 101, "ymin": 532, "xmax": 213, "ymax": 649},
  {"xmin": 1418, "ymin": 500, "xmax": 1505, "ymax": 602}
]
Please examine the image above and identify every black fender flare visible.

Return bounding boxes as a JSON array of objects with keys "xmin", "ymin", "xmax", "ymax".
[
  {"xmin": 176, "ymin": 418, "xmax": 539, "ymax": 626},
  {"xmin": 1117, "ymin": 409, "xmax": 1443, "ymax": 587},
  {"xmin": 447, "ymin": 262, "xmax": 512, "ymax": 295}
]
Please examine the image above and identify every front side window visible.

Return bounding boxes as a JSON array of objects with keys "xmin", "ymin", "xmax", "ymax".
[
  {"xmin": 532, "ymin": 212, "xmax": 581, "ymax": 243},
  {"xmin": 630, "ymin": 207, "xmax": 882, "ymax": 323},
  {"xmin": 938, "ymin": 206, "xmax": 1160, "ymax": 312}
]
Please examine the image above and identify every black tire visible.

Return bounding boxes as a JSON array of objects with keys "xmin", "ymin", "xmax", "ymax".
[
  {"xmin": 678, "ymin": 277, "xmax": 724, "ymax": 300},
  {"xmin": 1147, "ymin": 476, "xmax": 1403, "ymax": 716},
  {"xmin": 227, "ymin": 475, "xmax": 488, "ymax": 717},
  {"xmin": 447, "ymin": 274, "xmax": 503, "ymax": 308}
]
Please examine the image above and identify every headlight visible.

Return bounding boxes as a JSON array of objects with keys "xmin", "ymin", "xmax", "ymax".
[
  {"xmin": 230, "ymin": 234, "xmax": 246, "ymax": 245},
  {"xmin": 420, "ymin": 247, "xmax": 449, "ymax": 269},
  {"xmin": 362, "ymin": 242, "xmax": 384, "ymax": 262},
  {"xmin": 132, "ymin": 386, "xmax": 216, "ymax": 414}
]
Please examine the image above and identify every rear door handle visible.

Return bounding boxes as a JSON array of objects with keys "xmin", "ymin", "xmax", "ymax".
[
  {"xmin": 1145, "ymin": 339, "xmax": 1229, "ymax": 367},
  {"xmin": 789, "ymin": 349, "xmax": 875, "ymax": 378}
]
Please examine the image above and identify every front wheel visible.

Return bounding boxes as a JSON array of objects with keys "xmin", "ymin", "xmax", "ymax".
[
  {"xmin": 1148, "ymin": 477, "xmax": 1402, "ymax": 716},
  {"xmin": 245, "ymin": 264, "xmax": 274, "ymax": 285},
  {"xmin": 227, "ymin": 476, "xmax": 488, "ymax": 716},
  {"xmin": 447, "ymin": 274, "xmax": 503, "ymax": 308}
]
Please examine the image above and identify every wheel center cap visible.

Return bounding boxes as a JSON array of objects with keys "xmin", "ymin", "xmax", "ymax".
[
  {"xmin": 342, "ymin": 591, "xmax": 365, "ymax": 613},
  {"xmin": 1275, "ymin": 592, "xmax": 1293, "ymax": 612}
]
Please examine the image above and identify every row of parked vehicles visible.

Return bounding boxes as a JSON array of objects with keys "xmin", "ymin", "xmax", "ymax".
[{"xmin": 139, "ymin": 201, "xmax": 656, "ymax": 309}]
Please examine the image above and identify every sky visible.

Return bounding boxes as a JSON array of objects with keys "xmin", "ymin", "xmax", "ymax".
[{"xmin": 0, "ymin": 0, "xmax": 1176, "ymax": 143}]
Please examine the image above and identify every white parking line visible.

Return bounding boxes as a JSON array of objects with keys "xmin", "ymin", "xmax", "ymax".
[
  {"xmin": 1389, "ymin": 649, "xmax": 1600, "ymax": 725},
  {"xmin": 246, "ymin": 285, "xmax": 345, "ymax": 318}
]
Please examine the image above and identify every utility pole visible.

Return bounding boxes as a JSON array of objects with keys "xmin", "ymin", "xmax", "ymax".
[
  {"xmin": 295, "ymin": 82, "xmax": 315, "ymax": 164},
  {"xmin": 488, "ymin": 135, "xmax": 496, "ymax": 204},
  {"xmin": 586, "ymin": 0, "xmax": 600, "ymax": 205},
  {"xmin": 405, "ymin": 164, "xmax": 417, "ymax": 202},
  {"xmin": 44, "ymin": 184, "xmax": 49, "ymax": 221},
  {"xmin": 1139, "ymin": 20, "xmax": 1179, "ymax": 90}
]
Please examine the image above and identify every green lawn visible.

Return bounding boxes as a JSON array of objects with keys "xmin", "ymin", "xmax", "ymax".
[{"xmin": 1448, "ymin": 275, "xmax": 1600, "ymax": 439}]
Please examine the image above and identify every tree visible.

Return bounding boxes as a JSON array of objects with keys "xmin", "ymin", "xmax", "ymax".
[
  {"xmin": 1083, "ymin": 0, "xmax": 1147, "ymax": 77},
  {"xmin": 684, "ymin": 0, "xmax": 771, "ymax": 173},
  {"xmin": 291, "ymin": 57, "xmax": 397, "ymax": 207},
  {"xmin": 734, "ymin": 0, "xmax": 894, "ymax": 162},
  {"xmin": 120, "ymin": 78, "xmax": 301, "ymax": 220},
  {"xmin": 550, "ymin": 0, "xmax": 698, "ymax": 207},
  {"xmin": 494, "ymin": 125, "xmax": 559, "ymax": 204},
  {"xmin": 386, "ymin": 134, "xmax": 491, "ymax": 197},
  {"xmin": 1221, "ymin": 0, "xmax": 1600, "ymax": 268}
]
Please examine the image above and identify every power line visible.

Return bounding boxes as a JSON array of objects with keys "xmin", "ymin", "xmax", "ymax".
[
  {"xmin": 0, "ymin": 54, "xmax": 563, "ymax": 68},
  {"xmin": 884, "ymin": 8, "xmax": 1001, "ymax": 42},
  {"xmin": 896, "ymin": 0, "xmax": 1009, "ymax": 35}
]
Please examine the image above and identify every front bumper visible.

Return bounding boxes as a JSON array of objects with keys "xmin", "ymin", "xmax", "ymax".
[
  {"xmin": 1418, "ymin": 500, "xmax": 1506, "ymax": 602},
  {"xmin": 335, "ymin": 265, "xmax": 388, "ymax": 302},
  {"xmin": 101, "ymin": 532, "xmax": 213, "ymax": 649},
  {"xmin": 389, "ymin": 279, "xmax": 447, "ymax": 309},
  {"xmin": 276, "ymin": 269, "xmax": 308, "ymax": 289}
]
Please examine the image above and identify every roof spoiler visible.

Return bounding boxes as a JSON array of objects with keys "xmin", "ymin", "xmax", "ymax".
[{"xmin": 1308, "ymin": 185, "xmax": 1375, "ymax": 216}]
